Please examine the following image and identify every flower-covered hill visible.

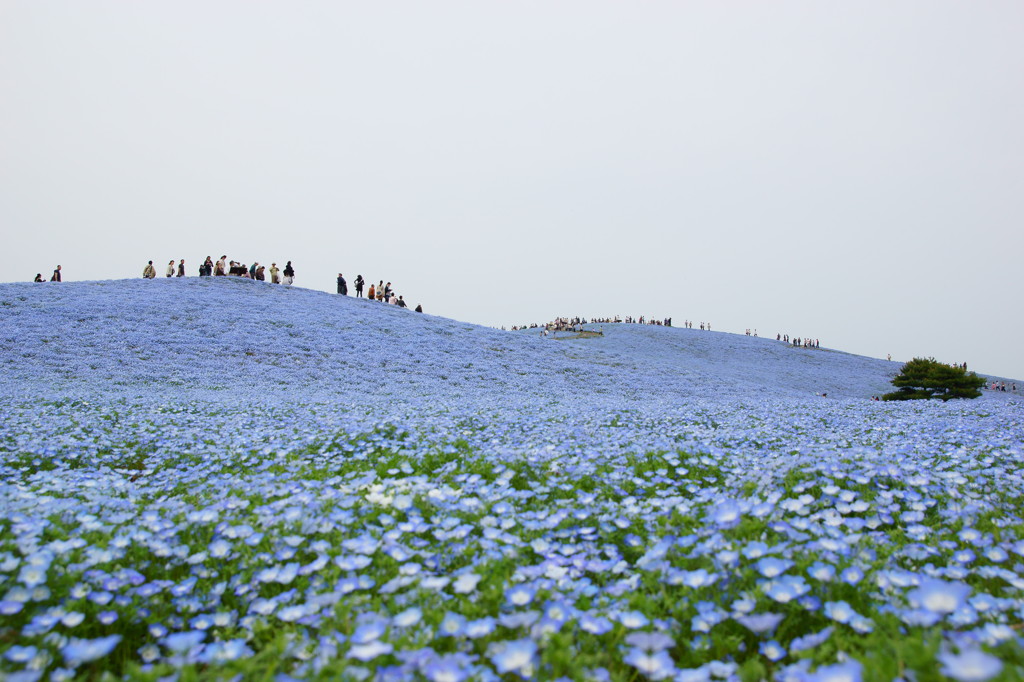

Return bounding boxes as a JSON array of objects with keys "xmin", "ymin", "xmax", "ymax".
[
  {"xmin": 2, "ymin": 278, "xmax": 1024, "ymax": 681},
  {"xmin": 2, "ymin": 278, "xmax": 909, "ymax": 402}
]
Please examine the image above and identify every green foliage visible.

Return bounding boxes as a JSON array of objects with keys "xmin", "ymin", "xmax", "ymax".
[{"xmin": 882, "ymin": 357, "xmax": 985, "ymax": 402}]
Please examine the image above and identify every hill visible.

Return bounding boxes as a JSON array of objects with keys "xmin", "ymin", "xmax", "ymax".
[
  {"xmin": 0, "ymin": 278, "xmax": 932, "ymax": 404},
  {"xmin": 2, "ymin": 278, "xmax": 1024, "ymax": 681}
]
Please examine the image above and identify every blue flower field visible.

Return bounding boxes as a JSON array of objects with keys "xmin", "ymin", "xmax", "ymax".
[{"xmin": 1, "ymin": 278, "xmax": 1022, "ymax": 681}]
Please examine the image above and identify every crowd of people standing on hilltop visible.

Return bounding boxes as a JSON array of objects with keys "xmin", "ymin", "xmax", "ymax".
[
  {"xmin": 508, "ymin": 315, "xmax": 676, "ymax": 331},
  {"xmin": 336, "ymin": 274, "xmax": 423, "ymax": 312},
  {"xmin": 137, "ymin": 256, "xmax": 296, "ymax": 283},
  {"xmin": 34, "ymin": 257, "xmax": 426, "ymax": 310},
  {"xmin": 777, "ymin": 333, "xmax": 820, "ymax": 349}
]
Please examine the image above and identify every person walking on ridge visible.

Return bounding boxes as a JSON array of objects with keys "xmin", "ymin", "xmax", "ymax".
[
  {"xmin": 165, "ymin": 260, "xmax": 175, "ymax": 277},
  {"xmin": 354, "ymin": 274, "xmax": 364, "ymax": 297},
  {"xmin": 143, "ymin": 261, "xmax": 156, "ymax": 279},
  {"xmin": 337, "ymin": 273, "xmax": 348, "ymax": 295},
  {"xmin": 283, "ymin": 261, "xmax": 295, "ymax": 285},
  {"xmin": 269, "ymin": 263, "xmax": 280, "ymax": 284},
  {"xmin": 367, "ymin": 282, "xmax": 375, "ymax": 301},
  {"xmin": 177, "ymin": 259, "xmax": 185, "ymax": 277},
  {"xmin": 51, "ymin": 265, "xmax": 62, "ymax": 282}
]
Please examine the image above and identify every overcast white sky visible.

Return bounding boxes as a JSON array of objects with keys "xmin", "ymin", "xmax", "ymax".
[{"xmin": 2, "ymin": 2, "xmax": 1022, "ymax": 379}]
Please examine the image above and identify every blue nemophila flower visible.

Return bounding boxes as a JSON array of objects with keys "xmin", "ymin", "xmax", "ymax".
[
  {"xmin": 506, "ymin": 584, "xmax": 535, "ymax": 607},
  {"xmin": 839, "ymin": 566, "xmax": 864, "ymax": 585},
  {"xmin": 88, "ymin": 590, "xmax": 113, "ymax": 605},
  {"xmin": 452, "ymin": 572, "xmax": 482, "ymax": 594},
  {"xmin": 731, "ymin": 595, "xmax": 757, "ymax": 615},
  {"xmin": 672, "ymin": 568, "xmax": 719, "ymax": 588},
  {"xmin": 17, "ymin": 557, "xmax": 50, "ymax": 589},
  {"xmin": 824, "ymin": 601, "xmax": 859, "ymax": 624},
  {"xmin": 5, "ymin": 670, "xmax": 43, "ymax": 682},
  {"xmin": 736, "ymin": 612, "xmax": 784, "ymax": 635},
  {"xmin": 624, "ymin": 647, "xmax": 675, "ymax": 680},
  {"xmin": 392, "ymin": 606, "xmax": 422, "ymax": 628},
  {"xmin": 759, "ymin": 640, "xmax": 786, "ymax": 662},
  {"xmin": 4, "ymin": 645, "xmax": 38, "ymax": 663},
  {"xmin": 0, "ymin": 600, "xmax": 24, "ymax": 615},
  {"xmin": 499, "ymin": 610, "xmax": 541, "ymax": 630},
  {"xmin": 490, "ymin": 638, "xmax": 538, "ymax": 677},
  {"xmin": 906, "ymin": 578, "xmax": 971, "ymax": 614},
  {"xmin": 742, "ymin": 541, "xmax": 771, "ymax": 559},
  {"xmin": 618, "ymin": 610, "xmax": 650, "ymax": 628},
  {"xmin": 423, "ymin": 656, "xmax": 471, "ymax": 682},
  {"xmin": 624, "ymin": 631, "xmax": 674, "ymax": 652},
  {"xmin": 348, "ymin": 639, "xmax": 393, "ymax": 661},
  {"xmin": 464, "ymin": 616, "xmax": 497, "ymax": 639},
  {"xmin": 163, "ymin": 630, "xmax": 206, "ymax": 653},
  {"xmin": 420, "ymin": 576, "xmax": 451, "ymax": 591},
  {"xmin": 439, "ymin": 612, "xmax": 467, "ymax": 637},
  {"xmin": 982, "ymin": 547, "xmax": 1007, "ymax": 562},
  {"xmin": 209, "ymin": 538, "xmax": 232, "ymax": 558},
  {"xmin": 790, "ymin": 627, "xmax": 834, "ymax": 652},
  {"xmin": 756, "ymin": 557, "xmax": 793, "ymax": 578},
  {"xmin": 277, "ymin": 604, "xmax": 310, "ymax": 622},
  {"xmin": 61, "ymin": 611, "xmax": 85, "ymax": 627},
  {"xmin": 579, "ymin": 612, "xmax": 614, "ymax": 635},
  {"xmin": 764, "ymin": 575, "xmax": 809, "ymax": 603},
  {"xmin": 61, "ymin": 634, "xmax": 122, "ymax": 665},
  {"xmin": 543, "ymin": 600, "xmax": 574, "ymax": 624},
  {"xmin": 808, "ymin": 561, "xmax": 835, "ymax": 582},
  {"xmin": 711, "ymin": 500, "xmax": 743, "ymax": 529}
]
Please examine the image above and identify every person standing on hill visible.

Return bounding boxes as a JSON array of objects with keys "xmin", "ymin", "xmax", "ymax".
[
  {"xmin": 269, "ymin": 263, "xmax": 280, "ymax": 283},
  {"xmin": 50, "ymin": 265, "xmax": 62, "ymax": 282},
  {"xmin": 283, "ymin": 261, "xmax": 295, "ymax": 285},
  {"xmin": 337, "ymin": 273, "xmax": 348, "ymax": 295},
  {"xmin": 354, "ymin": 274, "xmax": 364, "ymax": 298},
  {"xmin": 177, "ymin": 259, "xmax": 185, "ymax": 277},
  {"xmin": 249, "ymin": 262, "xmax": 258, "ymax": 279},
  {"xmin": 166, "ymin": 260, "xmax": 175, "ymax": 277},
  {"xmin": 376, "ymin": 280, "xmax": 384, "ymax": 301},
  {"xmin": 367, "ymin": 282, "xmax": 375, "ymax": 301},
  {"xmin": 255, "ymin": 264, "xmax": 265, "ymax": 281},
  {"xmin": 214, "ymin": 256, "xmax": 226, "ymax": 276},
  {"xmin": 143, "ymin": 261, "xmax": 156, "ymax": 279},
  {"xmin": 34, "ymin": 273, "xmax": 44, "ymax": 282}
]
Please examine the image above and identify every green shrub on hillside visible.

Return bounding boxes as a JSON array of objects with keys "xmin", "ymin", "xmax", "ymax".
[{"xmin": 882, "ymin": 357, "xmax": 985, "ymax": 401}]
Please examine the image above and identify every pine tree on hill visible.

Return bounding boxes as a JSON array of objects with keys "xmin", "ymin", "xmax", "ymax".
[{"xmin": 882, "ymin": 357, "xmax": 985, "ymax": 401}]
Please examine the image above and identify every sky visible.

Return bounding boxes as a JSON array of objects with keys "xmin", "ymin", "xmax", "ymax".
[{"xmin": 2, "ymin": 1, "xmax": 1022, "ymax": 380}]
